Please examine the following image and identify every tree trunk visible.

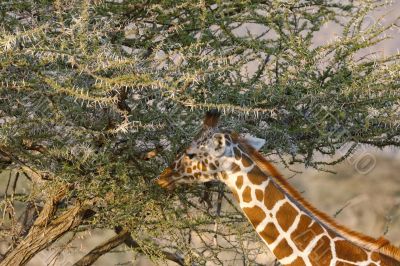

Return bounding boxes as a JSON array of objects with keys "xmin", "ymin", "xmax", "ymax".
[{"xmin": 0, "ymin": 189, "xmax": 92, "ymax": 266}]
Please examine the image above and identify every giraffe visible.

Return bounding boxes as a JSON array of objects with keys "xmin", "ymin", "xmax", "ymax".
[{"xmin": 156, "ymin": 110, "xmax": 400, "ymax": 266}]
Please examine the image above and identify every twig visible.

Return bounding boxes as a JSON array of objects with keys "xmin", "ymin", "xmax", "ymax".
[
  {"xmin": 199, "ymin": 182, "xmax": 214, "ymax": 210},
  {"xmin": 4, "ymin": 170, "xmax": 12, "ymax": 198},
  {"xmin": 11, "ymin": 172, "xmax": 19, "ymax": 199},
  {"xmin": 383, "ymin": 202, "xmax": 400, "ymax": 236},
  {"xmin": 213, "ymin": 184, "xmax": 224, "ymax": 246},
  {"xmin": 333, "ymin": 201, "xmax": 351, "ymax": 218},
  {"xmin": 249, "ymin": 54, "xmax": 270, "ymax": 86}
]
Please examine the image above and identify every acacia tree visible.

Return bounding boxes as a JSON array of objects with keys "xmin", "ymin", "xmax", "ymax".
[{"xmin": 0, "ymin": 0, "xmax": 399, "ymax": 265}]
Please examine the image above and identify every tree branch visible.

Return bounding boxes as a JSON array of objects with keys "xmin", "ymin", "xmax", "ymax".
[
  {"xmin": 73, "ymin": 228, "xmax": 130, "ymax": 266},
  {"xmin": 0, "ymin": 187, "xmax": 93, "ymax": 266},
  {"xmin": 115, "ymin": 226, "xmax": 186, "ymax": 266}
]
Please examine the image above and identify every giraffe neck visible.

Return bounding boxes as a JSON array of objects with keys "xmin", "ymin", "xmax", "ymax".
[{"xmin": 219, "ymin": 143, "xmax": 400, "ymax": 265}]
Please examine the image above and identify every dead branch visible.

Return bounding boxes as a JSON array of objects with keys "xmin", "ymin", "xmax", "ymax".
[
  {"xmin": 73, "ymin": 225, "xmax": 187, "ymax": 266},
  {"xmin": 0, "ymin": 187, "xmax": 93, "ymax": 266},
  {"xmin": 73, "ymin": 228, "xmax": 130, "ymax": 266},
  {"xmin": 115, "ymin": 226, "xmax": 186, "ymax": 266},
  {"xmin": 0, "ymin": 147, "xmax": 12, "ymax": 171}
]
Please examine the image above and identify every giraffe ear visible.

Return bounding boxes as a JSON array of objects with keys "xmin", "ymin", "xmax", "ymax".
[
  {"xmin": 242, "ymin": 134, "xmax": 265, "ymax": 151},
  {"xmin": 203, "ymin": 109, "xmax": 220, "ymax": 128}
]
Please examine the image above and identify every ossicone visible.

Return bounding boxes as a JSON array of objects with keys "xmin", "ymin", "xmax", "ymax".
[{"xmin": 203, "ymin": 109, "xmax": 220, "ymax": 128}]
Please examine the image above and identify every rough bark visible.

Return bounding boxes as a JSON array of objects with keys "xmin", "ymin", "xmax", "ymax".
[{"xmin": 0, "ymin": 188, "xmax": 92, "ymax": 266}]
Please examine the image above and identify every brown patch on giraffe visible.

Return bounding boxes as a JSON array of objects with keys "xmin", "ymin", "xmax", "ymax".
[
  {"xmin": 309, "ymin": 221, "xmax": 324, "ymax": 236},
  {"xmin": 371, "ymin": 251, "xmax": 400, "ymax": 265},
  {"xmin": 335, "ymin": 262, "xmax": 354, "ymax": 266},
  {"xmin": 255, "ymin": 189, "xmax": 263, "ymax": 202},
  {"xmin": 276, "ymin": 202, "xmax": 299, "ymax": 231},
  {"xmin": 209, "ymin": 163, "xmax": 217, "ymax": 170},
  {"xmin": 287, "ymin": 257, "xmax": 306, "ymax": 266},
  {"xmin": 291, "ymin": 215, "xmax": 313, "ymax": 251},
  {"xmin": 264, "ymin": 181, "xmax": 285, "ymax": 210},
  {"xmin": 243, "ymin": 206, "xmax": 266, "ymax": 228},
  {"xmin": 259, "ymin": 222, "xmax": 279, "ymax": 244},
  {"xmin": 233, "ymin": 147, "xmax": 241, "ymax": 160},
  {"xmin": 371, "ymin": 252, "xmax": 381, "ymax": 262},
  {"xmin": 273, "ymin": 238, "xmax": 293, "ymax": 260},
  {"xmin": 242, "ymin": 186, "xmax": 252, "ymax": 203},
  {"xmin": 186, "ymin": 168, "xmax": 192, "ymax": 174},
  {"xmin": 248, "ymin": 166, "xmax": 267, "ymax": 185},
  {"xmin": 335, "ymin": 239, "xmax": 368, "ymax": 262},
  {"xmin": 326, "ymin": 228, "xmax": 337, "ymax": 239},
  {"xmin": 309, "ymin": 235, "xmax": 332, "ymax": 266},
  {"xmin": 202, "ymin": 162, "xmax": 208, "ymax": 171},
  {"xmin": 231, "ymin": 163, "xmax": 241, "ymax": 173},
  {"xmin": 241, "ymin": 153, "xmax": 253, "ymax": 167},
  {"xmin": 236, "ymin": 176, "xmax": 243, "ymax": 189},
  {"xmin": 221, "ymin": 172, "xmax": 228, "ymax": 180}
]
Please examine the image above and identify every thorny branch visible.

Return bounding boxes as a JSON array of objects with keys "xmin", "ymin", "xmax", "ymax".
[
  {"xmin": 114, "ymin": 226, "xmax": 187, "ymax": 266},
  {"xmin": 0, "ymin": 0, "xmax": 399, "ymax": 265},
  {"xmin": 73, "ymin": 226, "xmax": 188, "ymax": 266}
]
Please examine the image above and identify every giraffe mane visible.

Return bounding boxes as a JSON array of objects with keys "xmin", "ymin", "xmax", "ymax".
[{"xmin": 237, "ymin": 138, "xmax": 400, "ymax": 262}]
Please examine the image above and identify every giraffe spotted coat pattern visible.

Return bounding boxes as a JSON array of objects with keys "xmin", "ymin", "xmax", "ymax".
[{"xmin": 156, "ymin": 110, "xmax": 400, "ymax": 266}]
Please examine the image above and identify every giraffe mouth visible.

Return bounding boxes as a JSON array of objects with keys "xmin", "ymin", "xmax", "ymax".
[{"xmin": 156, "ymin": 167, "xmax": 177, "ymax": 190}]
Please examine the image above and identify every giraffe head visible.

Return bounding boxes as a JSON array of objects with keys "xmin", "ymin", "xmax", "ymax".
[{"xmin": 156, "ymin": 110, "xmax": 266, "ymax": 190}]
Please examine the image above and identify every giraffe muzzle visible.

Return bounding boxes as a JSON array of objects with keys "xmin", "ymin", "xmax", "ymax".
[{"xmin": 156, "ymin": 167, "xmax": 176, "ymax": 190}]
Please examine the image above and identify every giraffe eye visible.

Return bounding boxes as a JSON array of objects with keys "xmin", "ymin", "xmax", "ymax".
[{"xmin": 187, "ymin": 153, "xmax": 195, "ymax": 159}]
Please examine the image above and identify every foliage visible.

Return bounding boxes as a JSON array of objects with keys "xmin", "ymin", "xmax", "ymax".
[{"xmin": 0, "ymin": 0, "xmax": 399, "ymax": 264}]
